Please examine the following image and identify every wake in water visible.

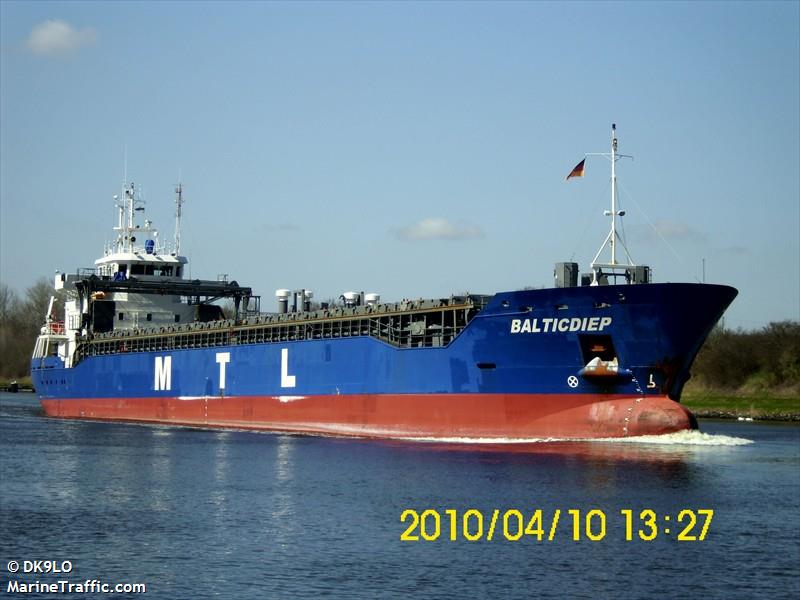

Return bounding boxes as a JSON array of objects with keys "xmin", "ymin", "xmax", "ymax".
[
  {"xmin": 590, "ymin": 429, "xmax": 753, "ymax": 446},
  {"xmin": 405, "ymin": 429, "xmax": 753, "ymax": 446}
]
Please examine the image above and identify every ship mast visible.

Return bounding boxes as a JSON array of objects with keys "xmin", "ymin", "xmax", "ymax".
[
  {"xmin": 588, "ymin": 124, "xmax": 636, "ymax": 284},
  {"xmin": 111, "ymin": 181, "xmax": 155, "ymax": 255},
  {"xmin": 174, "ymin": 183, "xmax": 184, "ymax": 254},
  {"xmin": 112, "ymin": 183, "xmax": 137, "ymax": 254},
  {"xmin": 126, "ymin": 183, "xmax": 135, "ymax": 247}
]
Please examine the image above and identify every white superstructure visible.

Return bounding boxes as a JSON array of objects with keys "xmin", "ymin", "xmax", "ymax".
[
  {"xmin": 94, "ymin": 181, "xmax": 188, "ymax": 280},
  {"xmin": 33, "ymin": 181, "xmax": 201, "ymax": 367}
]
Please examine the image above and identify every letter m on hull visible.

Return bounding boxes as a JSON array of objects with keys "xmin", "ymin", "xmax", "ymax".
[{"xmin": 154, "ymin": 356, "xmax": 172, "ymax": 391}]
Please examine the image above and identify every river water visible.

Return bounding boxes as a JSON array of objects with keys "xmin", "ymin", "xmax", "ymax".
[{"xmin": 1, "ymin": 391, "xmax": 798, "ymax": 599}]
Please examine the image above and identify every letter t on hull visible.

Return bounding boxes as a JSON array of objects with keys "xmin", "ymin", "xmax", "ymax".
[{"xmin": 216, "ymin": 352, "xmax": 231, "ymax": 390}]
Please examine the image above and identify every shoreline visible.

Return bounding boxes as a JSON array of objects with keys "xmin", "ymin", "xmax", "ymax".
[
  {"xmin": 692, "ymin": 409, "xmax": 800, "ymax": 422},
  {"xmin": 682, "ymin": 390, "xmax": 800, "ymax": 422}
]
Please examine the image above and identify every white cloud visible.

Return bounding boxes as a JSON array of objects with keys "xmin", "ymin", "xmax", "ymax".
[
  {"xmin": 652, "ymin": 219, "xmax": 708, "ymax": 243},
  {"xmin": 719, "ymin": 245, "xmax": 749, "ymax": 256},
  {"xmin": 631, "ymin": 219, "xmax": 707, "ymax": 244},
  {"xmin": 261, "ymin": 222, "xmax": 300, "ymax": 232},
  {"xmin": 26, "ymin": 20, "xmax": 97, "ymax": 57},
  {"xmin": 395, "ymin": 217, "xmax": 484, "ymax": 241}
]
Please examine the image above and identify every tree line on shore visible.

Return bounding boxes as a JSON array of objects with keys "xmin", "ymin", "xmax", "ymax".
[
  {"xmin": 1, "ymin": 279, "xmax": 59, "ymax": 379},
  {"xmin": 690, "ymin": 320, "xmax": 800, "ymax": 393},
  {"xmin": 1, "ymin": 278, "xmax": 798, "ymax": 393}
]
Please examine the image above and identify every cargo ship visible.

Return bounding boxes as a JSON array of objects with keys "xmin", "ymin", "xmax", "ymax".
[{"xmin": 31, "ymin": 126, "xmax": 736, "ymax": 439}]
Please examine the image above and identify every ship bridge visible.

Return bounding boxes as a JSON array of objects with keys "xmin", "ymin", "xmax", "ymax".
[
  {"xmin": 90, "ymin": 181, "xmax": 189, "ymax": 281},
  {"xmin": 37, "ymin": 180, "xmax": 254, "ymax": 370},
  {"xmin": 95, "ymin": 251, "xmax": 187, "ymax": 280}
]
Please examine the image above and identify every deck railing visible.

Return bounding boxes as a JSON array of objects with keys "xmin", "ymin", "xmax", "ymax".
[{"xmin": 72, "ymin": 297, "xmax": 489, "ymax": 365}]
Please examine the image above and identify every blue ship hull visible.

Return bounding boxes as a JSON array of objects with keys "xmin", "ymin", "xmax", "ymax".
[{"xmin": 33, "ymin": 283, "xmax": 736, "ymax": 439}]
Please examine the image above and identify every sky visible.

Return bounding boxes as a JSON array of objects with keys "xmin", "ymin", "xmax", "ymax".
[{"xmin": 1, "ymin": 0, "xmax": 798, "ymax": 330}]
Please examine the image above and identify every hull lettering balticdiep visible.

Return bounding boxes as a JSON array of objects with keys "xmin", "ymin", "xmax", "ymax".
[{"xmin": 510, "ymin": 317, "xmax": 612, "ymax": 334}]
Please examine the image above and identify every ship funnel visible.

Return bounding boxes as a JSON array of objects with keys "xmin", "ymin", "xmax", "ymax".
[
  {"xmin": 303, "ymin": 290, "xmax": 314, "ymax": 312},
  {"xmin": 276, "ymin": 289, "xmax": 291, "ymax": 314}
]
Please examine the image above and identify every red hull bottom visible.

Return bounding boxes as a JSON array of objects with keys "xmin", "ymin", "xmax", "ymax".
[{"xmin": 40, "ymin": 393, "xmax": 695, "ymax": 440}]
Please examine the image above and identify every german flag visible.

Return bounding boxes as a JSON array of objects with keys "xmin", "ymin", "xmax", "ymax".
[{"xmin": 565, "ymin": 158, "xmax": 586, "ymax": 181}]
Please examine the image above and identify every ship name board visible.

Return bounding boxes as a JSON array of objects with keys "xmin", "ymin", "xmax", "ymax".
[{"xmin": 510, "ymin": 316, "xmax": 612, "ymax": 334}]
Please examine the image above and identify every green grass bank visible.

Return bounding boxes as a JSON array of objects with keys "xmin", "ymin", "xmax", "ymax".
[{"xmin": 681, "ymin": 388, "xmax": 800, "ymax": 421}]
